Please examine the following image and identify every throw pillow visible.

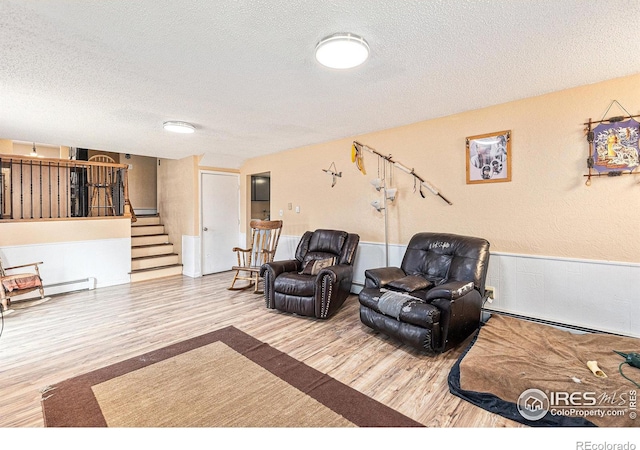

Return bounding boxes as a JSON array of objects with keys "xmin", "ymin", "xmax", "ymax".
[{"xmin": 301, "ymin": 257, "xmax": 336, "ymax": 275}]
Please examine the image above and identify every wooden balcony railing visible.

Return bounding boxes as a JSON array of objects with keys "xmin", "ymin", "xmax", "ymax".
[{"xmin": 0, "ymin": 154, "xmax": 134, "ymax": 221}]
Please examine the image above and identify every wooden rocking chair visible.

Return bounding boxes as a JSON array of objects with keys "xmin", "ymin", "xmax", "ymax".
[
  {"xmin": 228, "ymin": 219, "xmax": 283, "ymax": 293},
  {"xmin": 0, "ymin": 259, "xmax": 45, "ymax": 312}
]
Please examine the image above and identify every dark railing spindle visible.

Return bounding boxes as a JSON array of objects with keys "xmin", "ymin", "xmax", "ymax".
[
  {"xmin": 57, "ymin": 162, "xmax": 60, "ymax": 218},
  {"xmin": 39, "ymin": 161, "xmax": 43, "ymax": 218},
  {"xmin": 48, "ymin": 162, "xmax": 52, "ymax": 218},
  {"xmin": 19, "ymin": 160, "xmax": 24, "ymax": 219},
  {"xmin": 29, "ymin": 160, "xmax": 33, "ymax": 218},
  {"xmin": 98, "ymin": 165, "xmax": 103, "ymax": 216},
  {"xmin": 65, "ymin": 161, "xmax": 68, "ymax": 218},
  {"xmin": 10, "ymin": 161, "xmax": 13, "ymax": 219}
]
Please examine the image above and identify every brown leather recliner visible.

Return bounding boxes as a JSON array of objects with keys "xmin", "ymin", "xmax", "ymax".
[
  {"xmin": 358, "ymin": 232, "xmax": 490, "ymax": 353},
  {"xmin": 260, "ymin": 229, "xmax": 359, "ymax": 319}
]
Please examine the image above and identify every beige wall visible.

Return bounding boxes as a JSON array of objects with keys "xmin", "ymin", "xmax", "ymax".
[
  {"xmin": 11, "ymin": 142, "xmax": 62, "ymax": 158},
  {"xmin": 87, "ymin": 149, "xmax": 119, "ymax": 161},
  {"xmin": 0, "ymin": 218, "xmax": 130, "ymax": 246},
  {"xmin": 120, "ymin": 154, "xmax": 157, "ymax": 211},
  {"xmin": 157, "ymin": 155, "xmax": 199, "ymax": 257},
  {"xmin": 241, "ymin": 73, "xmax": 640, "ymax": 263},
  {"xmin": 0, "ymin": 140, "xmax": 13, "ymax": 153},
  {"xmin": 156, "ymin": 158, "xmax": 242, "ymax": 270}
]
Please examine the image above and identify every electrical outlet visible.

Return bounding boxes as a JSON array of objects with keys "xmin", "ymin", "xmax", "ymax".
[{"xmin": 485, "ymin": 286, "xmax": 496, "ymax": 300}]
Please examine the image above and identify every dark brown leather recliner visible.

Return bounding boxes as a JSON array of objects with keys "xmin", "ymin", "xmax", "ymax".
[
  {"xmin": 260, "ymin": 229, "xmax": 360, "ymax": 319},
  {"xmin": 358, "ymin": 232, "xmax": 490, "ymax": 353}
]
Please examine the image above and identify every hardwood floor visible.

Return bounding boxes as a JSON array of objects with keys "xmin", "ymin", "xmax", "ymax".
[{"xmin": 0, "ymin": 272, "xmax": 521, "ymax": 428}]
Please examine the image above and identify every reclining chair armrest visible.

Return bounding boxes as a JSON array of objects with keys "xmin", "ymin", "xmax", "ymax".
[
  {"xmin": 363, "ymin": 267, "xmax": 406, "ymax": 288},
  {"xmin": 429, "ymin": 285, "xmax": 483, "ymax": 352},
  {"xmin": 315, "ymin": 264, "xmax": 353, "ymax": 318},
  {"xmin": 259, "ymin": 259, "xmax": 299, "ymax": 278},
  {"xmin": 317, "ymin": 264, "xmax": 352, "ymax": 283},
  {"xmin": 425, "ymin": 280, "xmax": 475, "ymax": 301},
  {"xmin": 261, "ymin": 259, "xmax": 300, "ymax": 310}
]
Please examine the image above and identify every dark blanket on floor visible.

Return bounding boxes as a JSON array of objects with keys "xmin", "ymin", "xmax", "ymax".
[{"xmin": 448, "ymin": 315, "xmax": 640, "ymax": 427}]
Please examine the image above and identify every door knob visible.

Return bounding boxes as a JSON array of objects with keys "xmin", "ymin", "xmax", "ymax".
[{"xmin": 203, "ymin": 227, "xmax": 208, "ymax": 231}]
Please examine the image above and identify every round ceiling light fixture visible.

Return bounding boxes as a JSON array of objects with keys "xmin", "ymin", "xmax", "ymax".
[
  {"xmin": 163, "ymin": 121, "xmax": 195, "ymax": 134},
  {"xmin": 315, "ymin": 33, "xmax": 369, "ymax": 69}
]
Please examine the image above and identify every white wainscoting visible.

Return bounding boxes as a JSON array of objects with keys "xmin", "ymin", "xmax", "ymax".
[
  {"xmin": 485, "ymin": 252, "xmax": 640, "ymax": 338},
  {"xmin": 276, "ymin": 236, "xmax": 405, "ymax": 287},
  {"xmin": 351, "ymin": 240, "xmax": 406, "ymax": 289},
  {"xmin": 182, "ymin": 235, "xmax": 201, "ymax": 278},
  {"xmin": 274, "ymin": 234, "xmax": 300, "ymax": 261},
  {"xmin": 0, "ymin": 238, "xmax": 131, "ymax": 298},
  {"xmin": 278, "ymin": 235, "xmax": 640, "ymax": 337}
]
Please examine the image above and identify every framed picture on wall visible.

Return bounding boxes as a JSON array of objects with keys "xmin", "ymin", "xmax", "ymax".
[{"xmin": 466, "ymin": 130, "xmax": 511, "ymax": 184}]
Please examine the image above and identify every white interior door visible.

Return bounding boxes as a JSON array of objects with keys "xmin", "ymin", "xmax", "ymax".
[{"xmin": 201, "ymin": 172, "xmax": 239, "ymax": 275}]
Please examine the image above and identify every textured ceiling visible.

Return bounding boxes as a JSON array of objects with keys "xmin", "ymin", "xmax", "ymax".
[{"xmin": 1, "ymin": 1, "xmax": 640, "ymax": 168}]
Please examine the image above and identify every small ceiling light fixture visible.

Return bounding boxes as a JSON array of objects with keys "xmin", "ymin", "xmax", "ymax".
[
  {"xmin": 315, "ymin": 32, "xmax": 369, "ymax": 69},
  {"xmin": 163, "ymin": 121, "xmax": 195, "ymax": 134}
]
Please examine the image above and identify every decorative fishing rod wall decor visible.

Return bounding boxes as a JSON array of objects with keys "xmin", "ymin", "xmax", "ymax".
[
  {"xmin": 322, "ymin": 161, "xmax": 341, "ymax": 187},
  {"xmin": 351, "ymin": 140, "xmax": 452, "ymax": 266},
  {"xmin": 351, "ymin": 141, "xmax": 453, "ymax": 205},
  {"xmin": 583, "ymin": 100, "xmax": 640, "ymax": 186}
]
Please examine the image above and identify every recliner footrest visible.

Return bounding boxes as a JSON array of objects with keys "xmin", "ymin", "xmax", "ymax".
[
  {"xmin": 358, "ymin": 287, "xmax": 440, "ymax": 328},
  {"xmin": 359, "ymin": 306, "xmax": 440, "ymax": 352}
]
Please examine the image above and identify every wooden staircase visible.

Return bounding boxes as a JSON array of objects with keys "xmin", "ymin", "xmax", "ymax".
[{"xmin": 130, "ymin": 214, "xmax": 182, "ymax": 282}]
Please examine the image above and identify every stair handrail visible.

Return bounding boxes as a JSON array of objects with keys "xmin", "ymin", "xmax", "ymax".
[{"xmin": 122, "ymin": 168, "xmax": 137, "ymax": 223}]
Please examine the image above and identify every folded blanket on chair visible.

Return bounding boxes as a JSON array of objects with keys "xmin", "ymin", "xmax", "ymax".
[
  {"xmin": 2, "ymin": 274, "xmax": 42, "ymax": 292},
  {"xmin": 377, "ymin": 290, "xmax": 415, "ymax": 319}
]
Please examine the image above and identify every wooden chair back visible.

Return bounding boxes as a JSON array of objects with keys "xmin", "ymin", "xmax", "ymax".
[
  {"xmin": 248, "ymin": 219, "xmax": 283, "ymax": 268},
  {"xmin": 88, "ymin": 155, "xmax": 116, "ymax": 186}
]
